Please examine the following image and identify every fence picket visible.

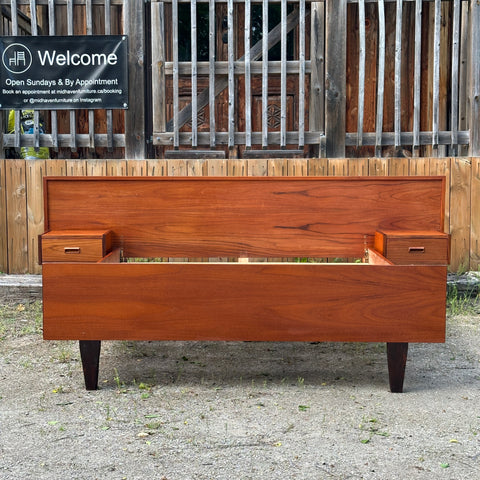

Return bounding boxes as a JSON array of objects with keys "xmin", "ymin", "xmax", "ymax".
[
  {"xmin": 0, "ymin": 160, "xmax": 7, "ymax": 273},
  {"xmin": 471, "ymin": 158, "xmax": 480, "ymax": 269},
  {"xmin": 6, "ymin": 160, "xmax": 28, "ymax": 273},
  {"xmin": 26, "ymin": 160, "xmax": 45, "ymax": 274}
]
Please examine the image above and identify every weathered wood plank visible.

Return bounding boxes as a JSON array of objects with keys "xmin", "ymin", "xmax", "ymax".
[
  {"xmin": 152, "ymin": 1, "xmax": 166, "ymax": 134},
  {"xmin": 127, "ymin": 160, "xmax": 148, "ymax": 177},
  {"xmin": 469, "ymin": 0, "xmax": 480, "ymax": 156},
  {"xmin": 26, "ymin": 160, "xmax": 45, "ymax": 274},
  {"xmin": 0, "ymin": 159, "xmax": 7, "ymax": 273},
  {"xmin": 472, "ymin": 158, "xmax": 480, "ymax": 269},
  {"xmin": 348, "ymin": 158, "xmax": 369, "ymax": 176},
  {"xmin": 375, "ymin": 0, "xmax": 385, "ymax": 156},
  {"xmin": 429, "ymin": 156, "xmax": 451, "ymax": 233},
  {"xmin": 298, "ymin": 0, "xmax": 306, "ymax": 147},
  {"xmin": 369, "ymin": 157, "xmax": 388, "ymax": 176},
  {"xmin": 449, "ymin": 158, "xmax": 471, "ymax": 271},
  {"xmin": 209, "ymin": 0, "xmax": 216, "ymax": 148},
  {"xmin": 280, "ymin": 0, "xmax": 287, "ymax": 148},
  {"xmin": 388, "ymin": 157, "xmax": 409, "ymax": 176},
  {"xmin": 6, "ymin": 160, "xmax": 28, "ymax": 273},
  {"xmin": 124, "ymin": 0, "xmax": 145, "ymax": 158},
  {"xmin": 146, "ymin": 159, "xmax": 168, "ymax": 177},
  {"xmin": 66, "ymin": 160, "xmax": 87, "ymax": 176},
  {"xmin": 86, "ymin": 159, "xmax": 107, "ymax": 176},
  {"xmin": 394, "ymin": 0, "xmax": 402, "ymax": 149},
  {"xmin": 308, "ymin": 3, "xmax": 325, "ymax": 156},
  {"xmin": 325, "ymin": 0, "xmax": 347, "ymax": 157},
  {"xmin": 328, "ymin": 159, "xmax": 348, "ymax": 176},
  {"xmin": 106, "ymin": 159, "xmax": 127, "ymax": 176},
  {"xmin": 413, "ymin": 0, "xmax": 422, "ymax": 153},
  {"xmin": 262, "ymin": 0, "xmax": 269, "ymax": 148},
  {"xmin": 357, "ymin": 0, "xmax": 366, "ymax": 147},
  {"xmin": 227, "ymin": 0, "xmax": 234, "ymax": 148},
  {"xmin": 450, "ymin": 0, "xmax": 460, "ymax": 154},
  {"xmin": 191, "ymin": 0, "xmax": 198, "ymax": 147}
]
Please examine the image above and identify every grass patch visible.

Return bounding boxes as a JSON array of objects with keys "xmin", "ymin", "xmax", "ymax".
[
  {"xmin": 447, "ymin": 287, "xmax": 480, "ymax": 317},
  {"xmin": 0, "ymin": 301, "xmax": 43, "ymax": 340}
]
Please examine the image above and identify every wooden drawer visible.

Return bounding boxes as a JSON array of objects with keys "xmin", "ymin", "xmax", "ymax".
[
  {"xmin": 374, "ymin": 230, "xmax": 450, "ymax": 265},
  {"xmin": 41, "ymin": 230, "xmax": 113, "ymax": 263}
]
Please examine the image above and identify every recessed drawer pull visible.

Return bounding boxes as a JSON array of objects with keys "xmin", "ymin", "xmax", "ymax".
[
  {"xmin": 64, "ymin": 247, "xmax": 81, "ymax": 254},
  {"xmin": 408, "ymin": 246, "xmax": 425, "ymax": 253}
]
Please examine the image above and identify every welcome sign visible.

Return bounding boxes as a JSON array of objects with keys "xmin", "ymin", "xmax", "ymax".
[{"xmin": 0, "ymin": 35, "xmax": 128, "ymax": 110}]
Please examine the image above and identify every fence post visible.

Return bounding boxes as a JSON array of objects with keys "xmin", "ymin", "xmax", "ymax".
[
  {"xmin": 325, "ymin": 0, "xmax": 347, "ymax": 157},
  {"xmin": 125, "ymin": 1, "xmax": 146, "ymax": 159},
  {"xmin": 469, "ymin": 0, "xmax": 480, "ymax": 156}
]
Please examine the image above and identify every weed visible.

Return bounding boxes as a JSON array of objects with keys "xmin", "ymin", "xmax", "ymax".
[
  {"xmin": 113, "ymin": 368, "xmax": 128, "ymax": 393},
  {"xmin": 358, "ymin": 416, "xmax": 389, "ymax": 443},
  {"xmin": 447, "ymin": 287, "xmax": 478, "ymax": 316}
]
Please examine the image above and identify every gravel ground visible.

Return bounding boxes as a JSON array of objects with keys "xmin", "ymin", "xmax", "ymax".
[{"xmin": 0, "ymin": 298, "xmax": 479, "ymax": 480}]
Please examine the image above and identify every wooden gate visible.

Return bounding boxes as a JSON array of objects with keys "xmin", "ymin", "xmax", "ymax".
[{"xmin": 151, "ymin": 0, "xmax": 321, "ymax": 158}]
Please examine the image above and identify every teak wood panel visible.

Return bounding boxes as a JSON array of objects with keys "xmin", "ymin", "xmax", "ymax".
[
  {"xmin": 43, "ymin": 176, "xmax": 445, "ymax": 259},
  {"xmin": 42, "ymin": 262, "xmax": 446, "ymax": 343}
]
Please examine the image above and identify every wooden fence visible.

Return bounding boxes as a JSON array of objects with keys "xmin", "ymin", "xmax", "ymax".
[
  {"xmin": 0, "ymin": 1, "xmax": 479, "ymax": 158},
  {"xmin": 0, "ymin": 157, "xmax": 478, "ymax": 274}
]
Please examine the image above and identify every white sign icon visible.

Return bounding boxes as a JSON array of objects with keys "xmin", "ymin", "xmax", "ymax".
[{"xmin": 2, "ymin": 43, "xmax": 32, "ymax": 74}]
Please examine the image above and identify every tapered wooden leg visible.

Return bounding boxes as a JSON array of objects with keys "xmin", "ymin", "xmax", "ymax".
[
  {"xmin": 387, "ymin": 342, "xmax": 408, "ymax": 393},
  {"xmin": 79, "ymin": 340, "xmax": 101, "ymax": 390}
]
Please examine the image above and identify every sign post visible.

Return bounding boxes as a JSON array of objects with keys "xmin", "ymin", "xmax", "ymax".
[{"xmin": 0, "ymin": 35, "xmax": 128, "ymax": 110}]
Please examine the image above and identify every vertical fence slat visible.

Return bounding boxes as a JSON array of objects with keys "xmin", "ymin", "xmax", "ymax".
[
  {"xmin": 450, "ymin": 0, "xmax": 460, "ymax": 155},
  {"xmin": 48, "ymin": 0, "xmax": 57, "ymax": 150},
  {"xmin": 66, "ymin": 0, "xmax": 77, "ymax": 151},
  {"xmin": 227, "ymin": 0, "xmax": 234, "ymax": 149},
  {"xmin": 26, "ymin": 160, "xmax": 45, "ymax": 274},
  {"xmin": 280, "ymin": 0, "xmax": 287, "ymax": 148},
  {"xmin": 105, "ymin": 0, "xmax": 114, "ymax": 152},
  {"xmin": 413, "ymin": 0, "xmax": 422, "ymax": 153},
  {"xmin": 394, "ymin": 0, "xmax": 402, "ymax": 149},
  {"xmin": 28, "ymin": 0, "xmax": 42, "ymax": 152},
  {"xmin": 310, "ymin": 2, "xmax": 324, "ymax": 155},
  {"xmin": 298, "ymin": 0, "xmax": 305, "ymax": 148},
  {"xmin": 11, "ymin": 0, "xmax": 20, "ymax": 149},
  {"xmin": 125, "ymin": 0, "xmax": 146, "ymax": 158},
  {"xmin": 262, "ymin": 0, "xmax": 269, "ymax": 148},
  {"xmin": 244, "ymin": 0, "xmax": 252, "ymax": 149},
  {"xmin": 191, "ymin": 0, "xmax": 198, "ymax": 148},
  {"xmin": 209, "ymin": 0, "xmax": 216, "ymax": 148},
  {"xmin": 172, "ymin": 0, "xmax": 179, "ymax": 148},
  {"xmin": 86, "ymin": 0, "xmax": 95, "ymax": 149},
  {"xmin": 472, "ymin": 158, "xmax": 480, "ymax": 269},
  {"xmin": 469, "ymin": 0, "xmax": 480, "ymax": 156},
  {"xmin": 0, "ymin": 160, "xmax": 7, "ymax": 273},
  {"xmin": 152, "ymin": 1, "xmax": 166, "ymax": 139},
  {"xmin": 432, "ymin": 0, "xmax": 441, "ymax": 151},
  {"xmin": 375, "ymin": 0, "xmax": 385, "ymax": 157},
  {"xmin": 325, "ymin": 0, "xmax": 347, "ymax": 157},
  {"xmin": 357, "ymin": 0, "xmax": 365, "ymax": 147},
  {"xmin": 450, "ymin": 158, "xmax": 471, "ymax": 271},
  {"xmin": 6, "ymin": 160, "xmax": 28, "ymax": 273}
]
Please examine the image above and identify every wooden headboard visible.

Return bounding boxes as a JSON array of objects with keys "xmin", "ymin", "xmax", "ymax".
[{"xmin": 43, "ymin": 176, "xmax": 445, "ymax": 258}]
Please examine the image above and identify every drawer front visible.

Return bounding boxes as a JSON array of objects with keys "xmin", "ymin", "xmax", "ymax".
[
  {"xmin": 41, "ymin": 232, "xmax": 112, "ymax": 262},
  {"xmin": 385, "ymin": 237, "xmax": 449, "ymax": 265}
]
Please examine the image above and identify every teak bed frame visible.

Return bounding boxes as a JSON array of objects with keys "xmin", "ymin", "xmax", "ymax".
[{"xmin": 40, "ymin": 176, "xmax": 449, "ymax": 392}]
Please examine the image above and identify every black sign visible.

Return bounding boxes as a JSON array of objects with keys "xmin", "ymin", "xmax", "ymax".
[{"xmin": 0, "ymin": 35, "xmax": 128, "ymax": 110}]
